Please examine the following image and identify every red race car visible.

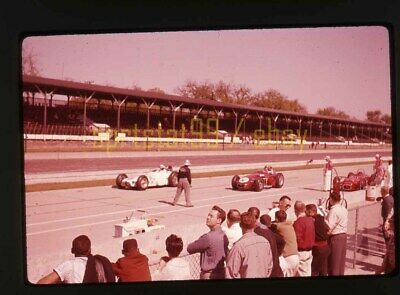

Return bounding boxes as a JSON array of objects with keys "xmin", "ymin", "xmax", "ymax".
[
  {"xmin": 231, "ymin": 167, "xmax": 284, "ymax": 192},
  {"xmin": 332, "ymin": 170, "xmax": 370, "ymax": 192}
]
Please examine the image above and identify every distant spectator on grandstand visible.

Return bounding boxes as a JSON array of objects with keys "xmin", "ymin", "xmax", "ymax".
[
  {"xmin": 152, "ymin": 234, "xmax": 191, "ymax": 281},
  {"xmin": 268, "ymin": 195, "xmax": 295, "ymax": 222},
  {"xmin": 306, "ymin": 204, "xmax": 330, "ymax": 276},
  {"xmin": 222, "ymin": 209, "xmax": 243, "ymax": 250},
  {"xmin": 293, "ymin": 201, "xmax": 315, "ymax": 277},
  {"xmin": 226, "ymin": 212, "xmax": 273, "ymax": 279},
  {"xmin": 187, "ymin": 205, "xmax": 229, "ymax": 279},
  {"xmin": 112, "ymin": 238, "xmax": 151, "ymax": 282},
  {"xmin": 272, "ymin": 210, "xmax": 299, "ymax": 277},
  {"xmin": 37, "ymin": 235, "xmax": 115, "ymax": 284}
]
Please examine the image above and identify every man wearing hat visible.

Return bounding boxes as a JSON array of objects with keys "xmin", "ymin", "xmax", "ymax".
[
  {"xmin": 323, "ymin": 156, "xmax": 333, "ymax": 191},
  {"xmin": 172, "ymin": 159, "xmax": 193, "ymax": 207}
]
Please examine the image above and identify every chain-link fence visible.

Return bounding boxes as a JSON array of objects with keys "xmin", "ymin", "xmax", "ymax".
[
  {"xmin": 346, "ymin": 201, "xmax": 386, "ymax": 271},
  {"xmin": 149, "ymin": 253, "xmax": 201, "ymax": 280}
]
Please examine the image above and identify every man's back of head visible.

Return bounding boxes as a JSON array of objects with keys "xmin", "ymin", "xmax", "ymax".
[
  {"xmin": 71, "ymin": 235, "xmax": 91, "ymax": 256},
  {"xmin": 247, "ymin": 207, "xmax": 260, "ymax": 220},
  {"xmin": 329, "ymin": 191, "xmax": 341, "ymax": 204},
  {"xmin": 260, "ymin": 214, "xmax": 272, "ymax": 228},
  {"xmin": 294, "ymin": 201, "xmax": 306, "ymax": 217},
  {"xmin": 227, "ymin": 209, "xmax": 241, "ymax": 226},
  {"xmin": 275, "ymin": 210, "xmax": 287, "ymax": 223},
  {"xmin": 122, "ymin": 239, "xmax": 139, "ymax": 256},
  {"xmin": 240, "ymin": 212, "xmax": 257, "ymax": 233}
]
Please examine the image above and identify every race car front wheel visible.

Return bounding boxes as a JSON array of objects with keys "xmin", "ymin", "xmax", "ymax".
[
  {"xmin": 116, "ymin": 173, "xmax": 128, "ymax": 189},
  {"xmin": 136, "ymin": 176, "xmax": 149, "ymax": 190},
  {"xmin": 274, "ymin": 173, "xmax": 284, "ymax": 188},
  {"xmin": 254, "ymin": 178, "xmax": 264, "ymax": 192}
]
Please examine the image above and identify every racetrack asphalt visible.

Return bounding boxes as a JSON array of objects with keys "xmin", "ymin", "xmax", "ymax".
[{"xmin": 24, "ymin": 148, "xmax": 391, "ymax": 174}]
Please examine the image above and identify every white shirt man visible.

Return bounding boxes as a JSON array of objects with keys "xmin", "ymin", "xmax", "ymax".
[{"xmin": 222, "ymin": 209, "xmax": 243, "ymax": 250}]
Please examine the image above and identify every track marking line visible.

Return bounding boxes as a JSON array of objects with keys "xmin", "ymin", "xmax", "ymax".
[{"xmin": 26, "ymin": 184, "xmax": 323, "ymax": 236}]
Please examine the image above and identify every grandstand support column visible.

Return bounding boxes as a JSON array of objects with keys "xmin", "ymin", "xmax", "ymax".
[
  {"xmin": 361, "ymin": 126, "xmax": 364, "ymax": 137},
  {"xmin": 273, "ymin": 114, "xmax": 279, "ymax": 149},
  {"xmin": 214, "ymin": 108, "xmax": 224, "ymax": 129},
  {"xmin": 141, "ymin": 98, "xmax": 156, "ymax": 130},
  {"xmin": 374, "ymin": 127, "xmax": 377, "ymax": 139},
  {"xmin": 82, "ymin": 93, "xmax": 95, "ymax": 135},
  {"xmin": 232, "ymin": 109, "xmax": 238, "ymax": 132},
  {"xmin": 338, "ymin": 123, "xmax": 342, "ymax": 137},
  {"xmin": 112, "ymin": 95, "xmax": 128, "ymax": 132},
  {"xmin": 319, "ymin": 121, "xmax": 323, "ymax": 140},
  {"xmin": 34, "ymin": 85, "xmax": 54, "ymax": 134},
  {"xmin": 329, "ymin": 121, "xmax": 333, "ymax": 138},
  {"xmin": 169, "ymin": 102, "xmax": 183, "ymax": 130},
  {"xmin": 380, "ymin": 128, "xmax": 383, "ymax": 143},
  {"xmin": 308, "ymin": 120, "xmax": 313, "ymax": 139},
  {"xmin": 297, "ymin": 117, "xmax": 303, "ymax": 135},
  {"xmin": 256, "ymin": 112, "xmax": 263, "ymax": 130}
]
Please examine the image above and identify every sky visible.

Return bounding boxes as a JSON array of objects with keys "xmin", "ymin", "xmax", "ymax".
[{"xmin": 22, "ymin": 26, "xmax": 391, "ymax": 120}]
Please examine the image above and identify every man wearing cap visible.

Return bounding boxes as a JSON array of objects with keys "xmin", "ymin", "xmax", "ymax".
[
  {"xmin": 172, "ymin": 159, "xmax": 193, "ymax": 207},
  {"xmin": 112, "ymin": 238, "xmax": 151, "ymax": 282},
  {"xmin": 323, "ymin": 156, "xmax": 333, "ymax": 191}
]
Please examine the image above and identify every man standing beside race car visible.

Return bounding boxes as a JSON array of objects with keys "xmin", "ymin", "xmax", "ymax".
[
  {"xmin": 171, "ymin": 160, "xmax": 193, "ymax": 207},
  {"xmin": 323, "ymin": 156, "xmax": 333, "ymax": 192}
]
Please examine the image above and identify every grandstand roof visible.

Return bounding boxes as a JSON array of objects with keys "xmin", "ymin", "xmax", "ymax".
[{"xmin": 22, "ymin": 75, "xmax": 390, "ymax": 128}]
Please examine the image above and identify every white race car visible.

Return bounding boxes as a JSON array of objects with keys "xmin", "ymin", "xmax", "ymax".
[{"xmin": 116, "ymin": 165, "xmax": 178, "ymax": 190}]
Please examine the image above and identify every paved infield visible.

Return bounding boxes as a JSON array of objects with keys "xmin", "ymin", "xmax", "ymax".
[{"xmin": 25, "ymin": 163, "xmax": 382, "ymax": 283}]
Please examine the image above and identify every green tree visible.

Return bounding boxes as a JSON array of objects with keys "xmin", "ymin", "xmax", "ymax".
[
  {"xmin": 316, "ymin": 107, "xmax": 350, "ymax": 119},
  {"xmin": 366, "ymin": 110, "xmax": 382, "ymax": 122},
  {"xmin": 380, "ymin": 113, "xmax": 391, "ymax": 125},
  {"xmin": 22, "ymin": 46, "xmax": 40, "ymax": 76},
  {"xmin": 253, "ymin": 89, "xmax": 307, "ymax": 113}
]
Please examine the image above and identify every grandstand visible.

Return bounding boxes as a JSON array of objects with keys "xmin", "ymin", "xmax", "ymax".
[{"xmin": 22, "ymin": 75, "xmax": 391, "ymax": 147}]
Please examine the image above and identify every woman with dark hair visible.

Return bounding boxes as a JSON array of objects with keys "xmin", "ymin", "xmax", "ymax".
[{"xmin": 152, "ymin": 234, "xmax": 191, "ymax": 281}]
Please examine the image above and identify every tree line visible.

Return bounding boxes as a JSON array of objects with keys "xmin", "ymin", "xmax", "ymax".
[{"xmin": 22, "ymin": 48, "xmax": 391, "ymax": 124}]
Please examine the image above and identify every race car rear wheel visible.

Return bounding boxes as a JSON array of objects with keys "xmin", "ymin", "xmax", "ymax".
[
  {"xmin": 254, "ymin": 178, "xmax": 263, "ymax": 192},
  {"xmin": 136, "ymin": 175, "xmax": 149, "ymax": 190},
  {"xmin": 274, "ymin": 173, "xmax": 284, "ymax": 188},
  {"xmin": 168, "ymin": 172, "xmax": 179, "ymax": 187},
  {"xmin": 116, "ymin": 173, "xmax": 128, "ymax": 189},
  {"xmin": 231, "ymin": 175, "xmax": 240, "ymax": 190}
]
